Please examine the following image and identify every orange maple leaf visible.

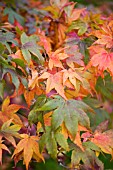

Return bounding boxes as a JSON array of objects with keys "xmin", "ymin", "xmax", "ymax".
[
  {"xmin": 38, "ymin": 71, "xmax": 67, "ymax": 99},
  {"xmin": 57, "ymin": 23, "xmax": 67, "ymax": 47},
  {"xmin": 89, "ymin": 20, "xmax": 113, "ymax": 49},
  {"xmin": 88, "ymin": 45, "xmax": 113, "ymax": 76},
  {"xmin": 62, "ymin": 123, "xmax": 89, "ymax": 151},
  {"xmin": 48, "ymin": 48, "xmax": 69, "ymax": 70},
  {"xmin": 0, "ymin": 96, "xmax": 25, "ymax": 126},
  {"xmin": 64, "ymin": 3, "xmax": 85, "ymax": 24},
  {"xmin": 37, "ymin": 112, "xmax": 52, "ymax": 131},
  {"xmin": 12, "ymin": 134, "xmax": 44, "ymax": 170},
  {"xmin": 73, "ymin": 125, "xmax": 89, "ymax": 151},
  {"xmin": 0, "ymin": 137, "xmax": 10, "ymax": 164},
  {"xmin": 38, "ymin": 31, "xmax": 52, "ymax": 54},
  {"xmin": 91, "ymin": 130, "xmax": 113, "ymax": 156}
]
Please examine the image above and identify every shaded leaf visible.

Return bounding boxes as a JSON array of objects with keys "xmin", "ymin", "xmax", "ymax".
[
  {"xmin": 0, "ymin": 80, "xmax": 5, "ymax": 99},
  {"xmin": 0, "ymin": 31, "xmax": 18, "ymax": 53},
  {"xmin": 55, "ymin": 132, "xmax": 69, "ymax": 151},
  {"xmin": 4, "ymin": 7, "xmax": 24, "ymax": 26},
  {"xmin": 71, "ymin": 144, "xmax": 104, "ymax": 170},
  {"xmin": 46, "ymin": 127, "xmax": 57, "ymax": 159},
  {"xmin": 2, "ymin": 68, "xmax": 20, "ymax": 91},
  {"xmin": 28, "ymin": 95, "xmax": 47, "ymax": 124},
  {"xmin": 96, "ymin": 75, "xmax": 113, "ymax": 101}
]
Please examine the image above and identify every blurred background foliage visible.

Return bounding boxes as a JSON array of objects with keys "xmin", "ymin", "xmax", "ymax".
[{"xmin": 72, "ymin": 0, "xmax": 113, "ymax": 6}]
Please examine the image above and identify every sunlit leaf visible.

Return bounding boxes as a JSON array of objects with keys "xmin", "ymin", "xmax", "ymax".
[{"xmin": 12, "ymin": 134, "xmax": 44, "ymax": 170}]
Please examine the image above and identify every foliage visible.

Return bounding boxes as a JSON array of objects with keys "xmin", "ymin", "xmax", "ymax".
[{"xmin": 0, "ymin": 0, "xmax": 113, "ymax": 169}]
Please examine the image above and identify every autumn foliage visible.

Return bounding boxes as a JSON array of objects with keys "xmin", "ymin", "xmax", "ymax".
[{"xmin": 0, "ymin": 0, "xmax": 113, "ymax": 169}]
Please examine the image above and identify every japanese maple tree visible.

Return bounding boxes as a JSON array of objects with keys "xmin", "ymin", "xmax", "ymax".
[{"xmin": 0, "ymin": 0, "xmax": 113, "ymax": 169}]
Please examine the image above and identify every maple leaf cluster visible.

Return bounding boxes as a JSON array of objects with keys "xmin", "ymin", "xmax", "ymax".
[{"xmin": 0, "ymin": 0, "xmax": 113, "ymax": 169}]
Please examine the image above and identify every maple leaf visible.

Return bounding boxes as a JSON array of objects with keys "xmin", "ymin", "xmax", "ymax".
[
  {"xmin": 12, "ymin": 134, "xmax": 44, "ymax": 170},
  {"xmin": 28, "ymin": 95, "xmax": 49, "ymax": 124},
  {"xmin": 94, "ymin": 120, "xmax": 109, "ymax": 133},
  {"xmin": 0, "ymin": 31, "xmax": 18, "ymax": 53},
  {"xmin": 39, "ymin": 126, "xmax": 69, "ymax": 159},
  {"xmin": 61, "ymin": 123, "xmax": 89, "ymax": 151},
  {"xmin": 68, "ymin": 20, "xmax": 88, "ymax": 36},
  {"xmin": 89, "ymin": 20, "xmax": 113, "ymax": 49},
  {"xmin": 65, "ymin": 45, "xmax": 84, "ymax": 69},
  {"xmin": 28, "ymin": 69, "xmax": 44, "ymax": 90},
  {"xmin": 95, "ymin": 75, "xmax": 113, "ymax": 101},
  {"xmin": 82, "ymin": 120, "xmax": 113, "ymax": 157},
  {"xmin": 23, "ymin": 69, "xmax": 44, "ymax": 107},
  {"xmin": 64, "ymin": 3, "xmax": 85, "ymax": 24},
  {"xmin": 0, "ymin": 119, "xmax": 21, "ymax": 147},
  {"xmin": 69, "ymin": 125, "xmax": 89, "ymax": 151},
  {"xmin": 63, "ymin": 68, "xmax": 91, "ymax": 93},
  {"xmin": 24, "ymin": 88, "xmax": 43, "ymax": 108},
  {"xmin": 0, "ymin": 96, "xmax": 25, "ymax": 126},
  {"xmin": 91, "ymin": 130, "xmax": 113, "ymax": 156},
  {"xmin": 0, "ymin": 137, "xmax": 10, "ymax": 164},
  {"xmin": 38, "ymin": 71, "xmax": 67, "ymax": 99},
  {"xmin": 86, "ymin": 12, "xmax": 104, "ymax": 30},
  {"xmin": 37, "ymin": 96, "xmax": 93, "ymax": 139},
  {"xmin": 11, "ymin": 50, "xmax": 26, "ymax": 64},
  {"xmin": 39, "ymin": 32, "xmax": 52, "ymax": 54},
  {"xmin": 48, "ymin": 48, "xmax": 69, "ymax": 70},
  {"xmin": 10, "ymin": 82, "xmax": 25, "ymax": 99},
  {"xmin": 44, "ymin": 0, "xmax": 70, "ymax": 19},
  {"xmin": 24, "ymin": 89, "xmax": 35, "ymax": 108},
  {"xmin": 88, "ymin": 45, "xmax": 113, "ymax": 76},
  {"xmin": 43, "ymin": 3, "xmax": 60, "ymax": 19},
  {"xmin": 50, "ymin": 0, "xmax": 69, "ymax": 9},
  {"xmin": 57, "ymin": 24, "xmax": 67, "ymax": 46},
  {"xmin": 2, "ymin": 68, "xmax": 20, "ymax": 91},
  {"xmin": 4, "ymin": 7, "xmax": 24, "ymax": 26},
  {"xmin": 71, "ymin": 142, "xmax": 103, "ymax": 170},
  {"xmin": 21, "ymin": 32, "xmax": 44, "ymax": 64},
  {"xmin": 37, "ymin": 111, "xmax": 52, "ymax": 131}
]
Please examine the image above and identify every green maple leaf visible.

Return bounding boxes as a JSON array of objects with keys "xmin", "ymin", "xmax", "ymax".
[
  {"xmin": 71, "ymin": 142, "xmax": 103, "ymax": 169},
  {"xmin": 36, "ymin": 96, "xmax": 94, "ymax": 138},
  {"xmin": 21, "ymin": 32, "xmax": 44, "ymax": 64},
  {"xmin": 68, "ymin": 20, "xmax": 88, "ymax": 36},
  {"xmin": 0, "ymin": 31, "xmax": 18, "ymax": 53},
  {"xmin": 4, "ymin": 7, "xmax": 25, "ymax": 26},
  {"xmin": 39, "ymin": 126, "xmax": 69, "ymax": 159}
]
